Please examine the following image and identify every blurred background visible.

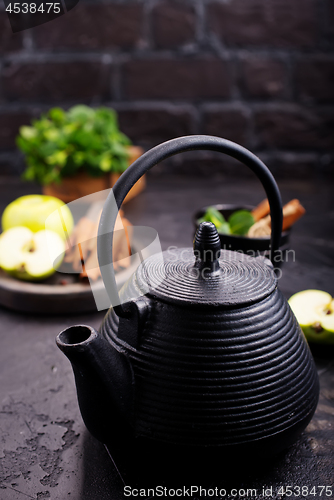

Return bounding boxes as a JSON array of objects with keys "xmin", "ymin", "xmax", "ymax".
[
  {"xmin": 0, "ymin": 0, "xmax": 333, "ymax": 181},
  {"xmin": 1, "ymin": 4, "xmax": 334, "ymax": 497}
]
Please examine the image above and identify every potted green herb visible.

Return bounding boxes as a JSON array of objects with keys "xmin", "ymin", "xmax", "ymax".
[{"xmin": 17, "ymin": 105, "xmax": 144, "ymax": 203}]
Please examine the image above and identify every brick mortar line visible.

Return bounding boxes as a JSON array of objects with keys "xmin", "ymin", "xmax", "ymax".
[
  {"xmin": 0, "ymin": 47, "xmax": 334, "ymax": 72},
  {"xmin": 22, "ymin": 29, "xmax": 34, "ymax": 53},
  {"xmin": 285, "ymin": 50, "xmax": 296, "ymax": 102},
  {"xmin": 1, "ymin": 148, "xmax": 333, "ymax": 155},
  {"xmin": 0, "ymin": 59, "xmax": 2, "ymax": 102},
  {"xmin": 110, "ymin": 102, "xmax": 200, "ymax": 111},
  {"xmin": 0, "ymin": 52, "xmax": 115, "ymax": 63},
  {"xmin": 245, "ymin": 102, "xmax": 256, "ymax": 153},
  {"xmin": 3, "ymin": 100, "xmax": 334, "ymax": 109},
  {"xmin": 195, "ymin": 0, "xmax": 205, "ymax": 46},
  {"xmin": 318, "ymin": 0, "xmax": 331, "ymax": 48},
  {"xmin": 191, "ymin": 103, "xmax": 201, "ymax": 136},
  {"xmin": 112, "ymin": 56, "xmax": 122, "ymax": 102},
  {"xmin": 0, "ymin": 101, "xmax": 333, "ymax": 112},
  {"xmin": 144, "ymin": 0, "xmax": 156, "ymax": 51},
  {"xmin": 76, "ymin": 0, "xmax": 145, "ymax": 3},
  {"xmin": 111, "ymin": 101, "xmax": 334, "ymax": 111},
  {"xmin": 0, "ymin": 151, "xmax": 333, "ymax": 162},
  {"xmin": 0, "ymin": 102, "xmax": 184, "ymax": 111},
  {"xmin": 0, "ymin": 49, "xmax": 333, "ymax": 67}
]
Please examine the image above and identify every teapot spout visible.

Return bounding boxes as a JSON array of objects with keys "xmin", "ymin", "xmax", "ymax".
[{"xmin": 56, "ymin": 325, "xmax": 134, "ymax": 443}]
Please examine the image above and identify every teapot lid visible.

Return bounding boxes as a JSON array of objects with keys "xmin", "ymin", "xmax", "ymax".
[{"xmin": 134, "ymin": 222, "xmax": 277, "ymax": 307}]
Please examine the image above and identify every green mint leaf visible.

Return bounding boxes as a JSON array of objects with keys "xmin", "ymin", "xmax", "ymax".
[
  {"xmin": 228, "ymin": 210, "xmax": 255, "ymax": 236},
  {"xmin": 197, "ymin": 207, "xmax": 226, "ymax": 229}
]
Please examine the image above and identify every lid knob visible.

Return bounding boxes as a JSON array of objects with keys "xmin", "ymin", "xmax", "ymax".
[{"xmin": 193, "ymin": 222, "xmax": 221, "ymax": 272}]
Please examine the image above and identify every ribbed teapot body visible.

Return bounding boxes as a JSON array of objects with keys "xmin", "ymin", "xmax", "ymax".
[{"xmin": 101, "ymin": 286, "xmax": 319, "ymax": 451}]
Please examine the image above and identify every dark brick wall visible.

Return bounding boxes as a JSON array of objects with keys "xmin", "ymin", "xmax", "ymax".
[{"xmin": 0, "ymin": 0, "xmax": 333, "ymax": 179}]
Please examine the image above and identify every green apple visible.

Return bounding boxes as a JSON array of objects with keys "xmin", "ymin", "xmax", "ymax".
[
  {"xmin": 289, "ymin": 289, "xmax": 334, "ymax": 344},
  {"xmin": 2, "ymin": 195, "xmax": 74, "ymax": 241},
  {"xmin": 0, "ymin": 226, "xmax": 65, "ymax": 281}
]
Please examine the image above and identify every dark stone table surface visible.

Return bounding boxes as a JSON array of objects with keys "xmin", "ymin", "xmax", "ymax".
[{"xmin": 0, "ymin": 175, "xmax": 333, "ymax": 499}]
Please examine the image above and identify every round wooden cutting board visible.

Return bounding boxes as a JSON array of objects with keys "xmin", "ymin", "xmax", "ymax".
[{"xmin": 0, "ymin": 265, "xmax": 133, "ymax": 315}]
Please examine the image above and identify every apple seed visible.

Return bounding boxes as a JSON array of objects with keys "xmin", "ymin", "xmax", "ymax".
[{"xmin": 313, "ymin": 322, "xmax": 324, "ymax": 333}]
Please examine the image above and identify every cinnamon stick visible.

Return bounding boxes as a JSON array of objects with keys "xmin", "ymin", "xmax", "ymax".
[
  {"xmin": 281, "ymin": 199, "xmax": 306, "ymax": 231},
  {"xmin": 251, "ymin": 199, "xmax": 270, "ymax": 222},
  {"xmin": 65, "ymin": 207, "xmax": 133, "ymax": 280},
  {"xmin": 248, "ymin": 199, "xmax": 305, "ymax": 237}
]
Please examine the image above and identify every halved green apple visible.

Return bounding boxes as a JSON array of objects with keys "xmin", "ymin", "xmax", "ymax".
[
  {"xmin": 0, "ymin": 226, "xmax": 65, "ymax": 281},
  {"xmin": 289, "ymin": 289, "xmax": 334, "ymax": 344},
  {"xmin": 1, "ymin": 195, "xmax": 74, "ymax": 241}
]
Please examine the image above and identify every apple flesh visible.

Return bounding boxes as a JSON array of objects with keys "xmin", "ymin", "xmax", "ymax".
[
  {"xmin": 0, "ymin": 226, "xmax": 65, "ymax": 281},
  {"xmin": 2, "ymin": 195, "xmax": 74, "ymax": 241},
  {"xmin": 289, "ymin": 289, "xmax": 334, "ymax": 344}
]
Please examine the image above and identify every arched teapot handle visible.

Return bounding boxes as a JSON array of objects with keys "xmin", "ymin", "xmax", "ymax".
[{"xmin": 98, "ymin": 135, "xmax": 283, "ymax": 317}]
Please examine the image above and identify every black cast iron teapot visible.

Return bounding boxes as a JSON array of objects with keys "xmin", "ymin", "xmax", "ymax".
[{"xmin": 56, "ymin": 136, "xmax": 319, "ymax": 475}]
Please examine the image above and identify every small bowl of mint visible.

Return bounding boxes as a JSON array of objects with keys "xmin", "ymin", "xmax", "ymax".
[{"xmin": 193, "ymin": 204, "xmax": 290, "ymax": 262}]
